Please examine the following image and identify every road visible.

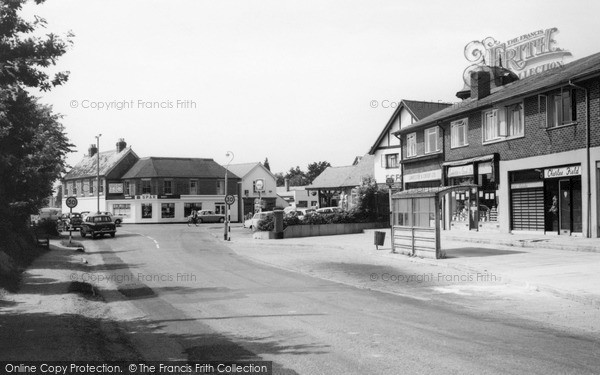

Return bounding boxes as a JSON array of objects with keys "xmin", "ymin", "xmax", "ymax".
[{"xmin": 77, "ymin": 224, "xmax": 600, "ymax": 375}]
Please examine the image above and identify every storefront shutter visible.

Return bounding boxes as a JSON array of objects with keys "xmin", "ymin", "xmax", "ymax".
[{"xmin": 511, "ymin": 188, "xmax": 545, "ymax": 231}]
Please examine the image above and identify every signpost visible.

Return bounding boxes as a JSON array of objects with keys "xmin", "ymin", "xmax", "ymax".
[
  {"xmin": 254, "ymin": 179, "xmax": 265, "ymax": 213},
  {"xmin": 224, "ymin": 194, "xmax": 235, "ymax": 241},
  {"xmin": 65, "ymin": 196, "xmax": 78, "ymax": 244}
]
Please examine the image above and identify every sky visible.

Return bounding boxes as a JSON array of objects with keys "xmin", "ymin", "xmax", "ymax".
[{"xmin": 22, "ymin": 0, "xmax": 600, "ymax": 175}]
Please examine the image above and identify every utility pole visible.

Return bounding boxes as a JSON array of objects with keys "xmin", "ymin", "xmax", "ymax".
[{"xmin": 95, "ymin": 134, "xmax": 102, "ymax": 213}]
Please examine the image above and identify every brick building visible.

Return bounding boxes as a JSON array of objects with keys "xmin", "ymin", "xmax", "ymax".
[{"xmin": 395, "ymin": 52, "xmax": 600, "ymax": 237}]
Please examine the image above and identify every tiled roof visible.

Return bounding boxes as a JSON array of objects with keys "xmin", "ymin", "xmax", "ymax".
[
  {"xmin": 368, "ymin": 100, "xmax": 451, "ymax": 154},
  {"xmin": 122, "ymin": 157, "xmax": 240, "ymax": 179},
  {"xmin": 308, "ymin": 154, "xmax": 375, "ymax": 189},
  {"xmin": 64, "ymin": 147, "xmax": 134, "ymax": 180},
  {"xmin": 399, "ymin": 51, "xmax": 600, "ymax": 133},
  {"xmin": 226, "ymin": 162, "xmax": 275, "ymax": 179}
]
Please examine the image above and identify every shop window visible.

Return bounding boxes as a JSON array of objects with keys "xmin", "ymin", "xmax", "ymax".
[
  {"xmin": 451, "ymin": 118, "xmax": 468, "ymax": 148},
  {"xmin": 548, "ymin": 89, "xmax": 576, "ymax": 128},
  {"xmin": 142, "ymin": 203, "xmax": 152, "ymax": 219},
  {"xmin": 112, "ymin": 204, "xmax": 131, "ymax": 218},
  {"xmin": 99, "ymin": 179, "xmax": 104, "ymax": 195},
  {"xmin": 215, "ymin": 203, "xmax": 225, "ymax": 215},
  {"xmin": 89, "ymin": 178, "xmax": 94, "ymax": 194},
  {"xmin": 184, "ymin": 202, "xmax": 202, "ymax": 217},
  {"xmin": 161, "ymin": 203, "xmax": 175, "ymax": 218},
  {"xmin": 406, "ymin": 133, "xmax": 417, "ymax": 157},
  {"xmin": 297, "ymin": 200, "xmax": 308, "ymax": 208},
  {"xmin": 424, "ymin": 127, "xmax": 439, "ymax": 154}
]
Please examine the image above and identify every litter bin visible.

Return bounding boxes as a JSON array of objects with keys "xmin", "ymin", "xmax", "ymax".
[{"xmin": 374, "ymin": 231, "xmax": 386, "ymax": 249}]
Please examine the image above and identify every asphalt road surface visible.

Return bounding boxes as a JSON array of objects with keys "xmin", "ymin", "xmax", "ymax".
[{"xmin": 79, "ymin": 224, "xmax": 600, "ymax": 375}]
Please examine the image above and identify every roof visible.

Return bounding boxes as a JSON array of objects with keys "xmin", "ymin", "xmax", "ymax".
[
  {"xmin": 308, "ymin": 154, "xmax": 375, "ymax": 189},
  {"xmin": 122, "ymin": 157, "xmax": 240, "ymax": 179},
  {"xmin": 64, "ymin": 147, "xmax": 136, "ymax": 180},
  {"xmin": 398, "ymin": 51, "xmax": 600, "ymax": 134},
  {"xmin": 369, "ymin": 100, "xmax": 452, "ymax": 154},
  {"xmin": 226, "ymin": 162, "xmax": 275, "ymax": 180}
]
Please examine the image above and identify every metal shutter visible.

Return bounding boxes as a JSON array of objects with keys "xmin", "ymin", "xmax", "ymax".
[{"xmin": 511, "ymin": 188, "xmax": 545, "ymax": 231}]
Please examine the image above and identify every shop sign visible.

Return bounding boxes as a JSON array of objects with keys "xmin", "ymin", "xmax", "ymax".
[
  {"xmin": 478, "ymin": 162, "xmax": 492, "ymax": 175},
  {"xmin": 511, "ymin": 181, "xmax": 544, "ymax": 189},
  {"xmin": 135, "ymin": 194, "xmax": 157, "ymax": 200},
  {"xmin": 463, "ymin": 28, "xmax": 572, "ymax": 86},
  {"xmin": 158, "ymin": 194, "xmax": 180, "ymax": 199},
  {"xmin": 544, "ymin": 165, "xmax": 581, "ymax": 179},
  {"xmin": 108, "ymin": 183, "xmax": 123, "ymax": 194},
  {"xmin": 404, "ymin": 169, "xmax": 442, "ymax": 183},
  {"xmin": 447, "ymin": 165, "xmax": 473, "ymax": 178}
]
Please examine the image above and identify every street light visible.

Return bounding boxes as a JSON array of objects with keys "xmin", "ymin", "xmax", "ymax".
[
  {"xmin": 224, "ymin": 151, "xmax": 234, "ymax": 240},
  {"xmin": 95, "ymin": 134, "xmax": 102, "ymax": 213}
]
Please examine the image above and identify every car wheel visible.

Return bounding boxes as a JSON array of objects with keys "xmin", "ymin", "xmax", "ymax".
[
  {"xmin": 80, "ymin": 229, "xmax": 86, "ymax": 238},
  {"xmin": 115, "ymin": 219, "xmax": 121, "ymax": 225},
  {"xmin": 110, "ymin": 233, "xmax": 115, "ymax": 238},
  {"xmin": 219, "ymin": 217, "xmax": 225, "ymax": 223},
  {"xmin": 197, "ymin": 218, "xmax": 203, "ymax": 223}
]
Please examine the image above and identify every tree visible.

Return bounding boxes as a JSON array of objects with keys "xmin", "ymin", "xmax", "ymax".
[
  {"xmin": 285, "ymin": 166, "xmax": 308, "ymax": 186},
  {"xmin": 263, "ymin": 157, "xmax": 270, "ymax": 171},
  {"xmin": 0, "ymin": 0, "xmax": 74, "ymax": 227},
  {"xmin": 306, "ymin": 161, "xmax": 331, "ymax": 184},
  {"xmin": 274, "ymin": 172, "xmax": 285, "ymax": 187}
]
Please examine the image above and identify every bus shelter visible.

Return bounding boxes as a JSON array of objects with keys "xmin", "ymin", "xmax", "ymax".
[{"xmin": 391, "ymin": 185, "xmax": 479, "ymax": 259}]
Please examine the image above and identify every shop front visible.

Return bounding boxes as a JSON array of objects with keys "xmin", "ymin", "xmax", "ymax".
[
  {"xmin": 403, "ymin": 169, "xmax": 442, "ymax": 190},
  {"xmin": 509, "ymin": 164, "xmax": 582, "ymax": 235},
  {"xmin": 444, "ymin": 156, "xmax": 500, "ymax": 231}
]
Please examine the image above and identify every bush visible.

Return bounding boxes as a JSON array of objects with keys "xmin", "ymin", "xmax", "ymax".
[{"xmin": 256, "ymin": 216, "xmax": 274, "ymax": 231}]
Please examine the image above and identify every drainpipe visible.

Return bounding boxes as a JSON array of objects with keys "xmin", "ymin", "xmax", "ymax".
[{"xmin": 568, "ymin": 81, "xmax": 591, "ymax": 238}]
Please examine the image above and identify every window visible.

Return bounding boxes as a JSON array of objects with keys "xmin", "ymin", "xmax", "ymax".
[
  {"xmin": 482, "ymin": 109, "xmax": 501, "ymax": 142},
  {"xmin": 548, "ymin": 89, "xmax": 576, "ymax": 128},
  {"xmin": 184, "ymin": 203, "xmax": 202, "ymax": 217},
  {"xmin": 384, "ymin": 154, "xmax": 398, "ymax": 169},
  {"xmin": 451, "ymin": 118, "xmax": 468, "ymax": 148},
  {"xmin": 189, "ymin": 180, "xmax": 198, "ymax": 195},
  {"xmin": 163, "ymin": 180, "xmax": 172, "ymax": 195},
  {"xmin": 125, "ymin": 181, "xmax": 134, "ymax": 196},
  {"xmin": 141, "ymin": 179, "xmax": 152, "ymax": 194},
  {"xmin": 142, "ymin": 203, "xmax": 152, "ymax": 219},
  {"xmin": 161, "ymin": 203, "xmax": 175, "ymax": 218},
  {"xmin": 216, "ymin": 180, "xmax": 225, "ymax": 195},
  {"xmin": 406, "ymin": 133, "xmax": 417, "ymax": 157},
  {"xmin": 297, "ymin": 200, "xmax": 308, "ymax": 208},
  {"xmin": 89, "ymin": 178, "xmax": 94, "ymax": 194},
  {"xmin": 112, "ymin": 204, "xmax": 131, "ymax": 218},
  {"xmin": 424, "ymin": 127, "xmax": 439, "ymax": 154},
  {"xmin": 215, "ymin": 203, "xmax": 225, "ymax": 215},
  {"xmin": 99, "ymin": 178, "xmax": 104, "ymax": 195},
  {"xmin": 507, "ymin": 103, "xmax": 524, "ymax": 137}
]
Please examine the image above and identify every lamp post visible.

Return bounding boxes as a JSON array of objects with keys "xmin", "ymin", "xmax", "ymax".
[
  {"xmin": 95, "ymin": 134, "xmax": 102, "ymax": 213},
  {"xmin": 224, "ymin": 151, "xmax": 234, "ymax": 240}
]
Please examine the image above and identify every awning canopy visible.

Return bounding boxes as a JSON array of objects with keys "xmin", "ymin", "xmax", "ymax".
[
  {"xmin": 442, "ymin": 154, "xmax": 496, "ymax": 167},
  {"xmin": 392, "ymin": 184, "xmax": 479, "ymax": 199}
]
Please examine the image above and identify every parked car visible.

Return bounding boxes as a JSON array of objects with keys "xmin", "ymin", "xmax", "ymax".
[
  {"xmin": 80, "ymin": 214, "xmax": 116, "ymax": 239},
  {"xmin": 196, "ymin": 210, "xmax": 225, "ymax": 223},
  {"xmin": 294, "ymin": 208, "xmax": 316, "ymax": 220},
  {"xmin": 58, "ymin": 212, "xmax": 83, "ymax": 231},
  {"xmin": 97, "ymin": 211, "xmax": 124, "ymax": 225},
  {"xmin": 316, "ymin": 207, "xmax": 342, "ymax": 214},
  {"xmin": 244, "ymin": 211, "xmax": 273, "ymax": 230}
]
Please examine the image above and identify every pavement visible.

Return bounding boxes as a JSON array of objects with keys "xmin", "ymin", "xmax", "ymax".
[{"xmin": 217, "ymin": 225, "xmax": 600, "ymax": 310}]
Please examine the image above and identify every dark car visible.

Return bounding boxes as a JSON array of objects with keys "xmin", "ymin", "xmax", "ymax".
[
  {"xmin": 196, "ymin": 210, "xmax": 225, "ymax": 223},
  {"xmin": 80, "ymin": 214, "xmax": 116, "ymax": 239}
]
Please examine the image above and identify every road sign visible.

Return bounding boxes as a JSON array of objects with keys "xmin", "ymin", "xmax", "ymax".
[
  {"xmin": 225, "ymin": 194, "xmax": 235, "ymax": 205},
  {"xmin": 66, "ymin": 196, "xmax": 78, "ymax": 208}
]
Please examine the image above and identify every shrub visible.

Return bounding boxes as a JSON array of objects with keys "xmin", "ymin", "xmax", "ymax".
[{"xmin": 256, "ymin": 215, "xmax": 274, "ymax": 231}]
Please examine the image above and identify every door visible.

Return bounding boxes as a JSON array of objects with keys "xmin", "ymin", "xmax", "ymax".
[{"xmin": 559, "ymin": 179, "xmax": 571, "ymax": 235}]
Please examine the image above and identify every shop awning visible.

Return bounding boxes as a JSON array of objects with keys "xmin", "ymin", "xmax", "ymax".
[
  {"xmin": 392, "ymin": 184, "xmax": 479, "ymax": 199},
  {"xmin": 442, "ymin": 154, "xmax": 496, "ymax": 167}
]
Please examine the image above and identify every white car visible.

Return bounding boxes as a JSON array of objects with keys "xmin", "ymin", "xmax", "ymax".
[
  {"xmin": 316, "ymin": 207, "xmax": 342, "ymax": 214},
  {"xmin": 244, "ymin": 211, "xmax": 273, "ymax": 230}
]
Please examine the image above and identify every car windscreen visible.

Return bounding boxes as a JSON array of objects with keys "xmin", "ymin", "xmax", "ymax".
[{"xmin": 93, "ymin": 216, "xmax": 112, "ymax": 223}]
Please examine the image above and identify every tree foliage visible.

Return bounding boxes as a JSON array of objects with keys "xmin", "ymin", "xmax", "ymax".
[
  {"xmin": 0, "ymin": 0, "xmax": 74, "ymax": 228},
  {"xmin": 275, "ymin": 161, "xmax": 331, "ymax": 187},
  {"xmin": 263, "ymin": 157, "xmax": 270, "ymax": 171}
]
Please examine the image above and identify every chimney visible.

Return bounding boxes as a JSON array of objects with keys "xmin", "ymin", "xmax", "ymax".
[
  {"xmin": 116, "ymin": 138, "xmax": 127, "ymax": 152},
  {"xmin": 470, "ymin": 70, "xmax": 491, "ymax": 100},
  {"xmin": 284, "ymin": 178, "xmax": 289, "ymax": 192},
  {"xmin": 88, "ymin": 144, "xmax": 98, "ymax": 157}
]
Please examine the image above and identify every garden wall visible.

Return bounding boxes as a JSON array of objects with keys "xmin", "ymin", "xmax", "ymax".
[{"xmin": 282, "ymin": 222, "xmax": 388, "ymax": 239}]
